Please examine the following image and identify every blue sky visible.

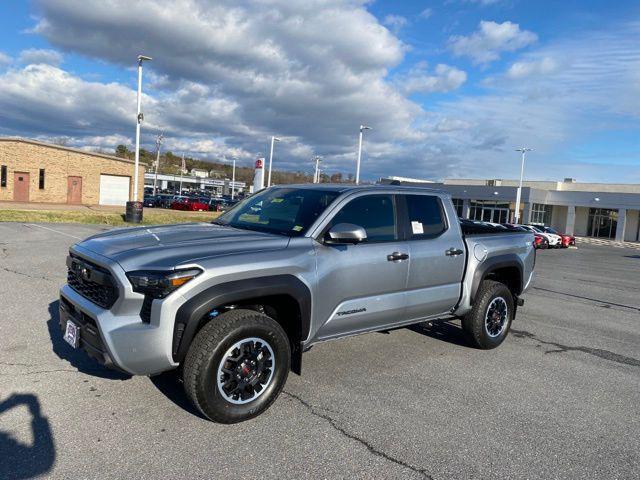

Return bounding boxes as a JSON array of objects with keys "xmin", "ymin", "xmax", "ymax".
[{"xmin": 0, "ymin": 0, "xmax": 638, "ymax": 183}]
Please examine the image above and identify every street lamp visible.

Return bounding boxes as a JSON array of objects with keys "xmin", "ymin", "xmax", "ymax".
[
  {"xmin": 152, "ymin": 133, "xmax": 163, "ymax": 196},
  {"xmin": 133, "ymin": 54, "xmax": 152, "ymax": 202},
  {"xmin": 267, "ymin": 136, "xmax": 280, "ymax": 187},
  {"xmin": 228, "ymin": 156, "xmax": 238, "ymax": 200},
  {"xmin": 514, "ymin": 147, "xmax": 532, "ymax": 224},
  {"xmin": 355, "ymin": 125, "xmax": 371, "ymax": 184}
]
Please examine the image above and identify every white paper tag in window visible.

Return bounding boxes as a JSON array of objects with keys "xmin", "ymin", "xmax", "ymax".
[{"xmin": 411, "ymin": 221, "xmax": 424, "ymax": 234}]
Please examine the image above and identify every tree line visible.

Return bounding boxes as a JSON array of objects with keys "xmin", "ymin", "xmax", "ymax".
[{"xmin": 114, "ymin": 145, "xmax": 352, "ymax": 185}]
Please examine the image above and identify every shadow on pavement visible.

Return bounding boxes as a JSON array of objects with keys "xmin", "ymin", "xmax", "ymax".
[
  {"xmin": 47, "ymin": 300, "xmax": 130, "ymax": 380},
  {"xmin": 149, "ymin": 371, "xmax": 206, "ymax": 420},
  {"xmin": 0, "ymin": 393, "xmax": 55, "ymax": 480},
  {"xmin": 407, "ymin": 320, "xmax": 470, "ymax": 347}
]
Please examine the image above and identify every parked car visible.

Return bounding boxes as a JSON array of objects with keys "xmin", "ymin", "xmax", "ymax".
[
  {"xmin": 533, "ymin": 234, "xmax": 549, "ymax": 249},
  {"xmin": 59, "ymin": 185, "xmax": 535, "ymax": 423},
  {"xmin": 521, "ymin": 225, "xmax": 561, "ymax": 248},
  {"xmin": 171, "ymin": 197, "xmax": 210, "ymax": 211},
  {"xmin": 143, "ymin": 195, "xmax": 157, "ymax": 208},
  {"xmin": 537, "ymin": 226, "xmax": 575, "ymax": 248},
  {"xmin": 154, "ymin": 194, "xmax": 176, "ymax": 209}
]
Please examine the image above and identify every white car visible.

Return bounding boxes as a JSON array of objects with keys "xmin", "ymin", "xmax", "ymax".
[{"xmin": 522, "ymin": 225, "xmax": 561, "ymax": 247}]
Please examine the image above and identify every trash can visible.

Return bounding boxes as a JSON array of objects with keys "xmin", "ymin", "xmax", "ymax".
[{"xmin": 125, "ymin": 201, "xmax": 143, "ymax": 223}]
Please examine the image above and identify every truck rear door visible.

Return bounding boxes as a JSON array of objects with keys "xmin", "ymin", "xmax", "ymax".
[{"xmin": 400, "ymin": 194, "xmax": 466, "ymax": 320}]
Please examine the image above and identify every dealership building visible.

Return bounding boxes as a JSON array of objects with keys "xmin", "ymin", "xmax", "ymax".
[
  {"xmin": 381, "ymin": 177, "xmax": 640, "ymax": 242},
  {"xmin": 0, "ymin": 137, "xmax": 145, "ymax": 206},
  {"xmin": 144, "ymin": 172, "xmax": 246, "ymax": 196}
]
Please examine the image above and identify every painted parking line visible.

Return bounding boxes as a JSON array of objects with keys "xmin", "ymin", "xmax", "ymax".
[{"xmin": 24, "ymin": 223, "xmax": 82, "ymax": 240}]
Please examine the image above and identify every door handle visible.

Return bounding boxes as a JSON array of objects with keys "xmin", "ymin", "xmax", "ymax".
[
  {"xmin": 445, "ymin": 248, "xmax": 464, "ymax": 257},
  {"xmin": 387, "ymin": 252, "xmax": 409, "ymax": 262}
]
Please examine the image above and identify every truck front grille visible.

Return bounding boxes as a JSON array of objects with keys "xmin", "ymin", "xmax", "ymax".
[{"xmin": 67, "ymin": 255, "xmax": 118, "ymax": 309}]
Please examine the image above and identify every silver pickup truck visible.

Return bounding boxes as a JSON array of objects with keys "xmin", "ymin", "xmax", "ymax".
[{"xmin": 59, "ymin": 184, "xmax": 535, "ymax": 423}]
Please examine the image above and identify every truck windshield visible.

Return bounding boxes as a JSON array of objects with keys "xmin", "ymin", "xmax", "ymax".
[{"xmin": 214, "ymin": 188, "xmax": 340, "ymax": 236}]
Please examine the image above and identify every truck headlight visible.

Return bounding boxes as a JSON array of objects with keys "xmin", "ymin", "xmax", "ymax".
[{"xmin": 126, "ymin": 268, "xmax": 202, "ymax": 299}]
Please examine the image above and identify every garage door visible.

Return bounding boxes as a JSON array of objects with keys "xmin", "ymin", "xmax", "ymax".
[{"xmin": 99, "ymin": 175, "xmax": 130, "ymax": 206}]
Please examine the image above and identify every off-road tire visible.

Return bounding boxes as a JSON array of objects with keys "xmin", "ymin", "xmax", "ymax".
[
  {"xmin": 462, "ymin": 280, "xmax": 514, "ymax": 349},
  {"xmin": 183, "ymin": 309, "xmax": 290, "ymax": 423}
]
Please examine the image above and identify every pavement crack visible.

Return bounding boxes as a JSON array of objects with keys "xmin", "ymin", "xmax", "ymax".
[
  {"xmin": 1, "ymin": 266, "xmax": 56, "ymax": 282},
  {"xmin": 511, "ymin": 329, "xmax": 640, "ymax": 367},
  {"xmin": 282, "ymin": 391, "xmax": 433, "ymax": 479},
  {"xmin": 531, "ymin": 287, "xmax": 640, "ymax": 313}
]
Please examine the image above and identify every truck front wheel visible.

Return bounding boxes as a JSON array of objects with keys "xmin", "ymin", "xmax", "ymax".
[
  {"xmin": 462, "ymin": 280, "xmax": 514, "ymax": 349},
  {"xmin": 183, "ymin": 309, "xmax": 291, "ymax": 423}
]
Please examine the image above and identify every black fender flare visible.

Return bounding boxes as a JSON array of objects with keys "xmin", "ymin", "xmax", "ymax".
[
  {"xmin": 470, "ymin": 254, "xmax": 524, "ymax": 304},
  {"xmin": 172, "ymin": 275, "xmax": 312, "ymax": 371}
]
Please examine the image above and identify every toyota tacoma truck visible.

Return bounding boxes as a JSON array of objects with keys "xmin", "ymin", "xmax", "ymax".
[{"xmin": 59, "ymin": 185, "xmax": 535, "ymax": 423}]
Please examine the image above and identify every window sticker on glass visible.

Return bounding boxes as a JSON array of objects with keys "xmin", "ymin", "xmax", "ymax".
[
  {"xmin": 271, "ymin": 198, "xmax": 284, "ymax": 203},
  {"xmin": 411, "ymin": 221, "xmax": 424, "ymax": 235},
  {"xmin": 292, "ymin": 225, "xmax": 303, "ymax": 232}
]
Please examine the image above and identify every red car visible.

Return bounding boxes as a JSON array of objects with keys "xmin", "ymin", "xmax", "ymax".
[
  {"xmin": 539, "ymin": 226, "xmax": 575, "ymax": 248},
  {"xmin": 171, "ymin": 197, "xmax": 209, "ymax": 212},
  {"xmin": 534, "ymin": 234, "xmax": 549, "ymax": 249}
]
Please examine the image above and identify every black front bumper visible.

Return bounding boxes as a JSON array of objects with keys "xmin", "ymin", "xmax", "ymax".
[{"xmin": 59, "ymin": 296, "xmax": 125, "ymax": 373}]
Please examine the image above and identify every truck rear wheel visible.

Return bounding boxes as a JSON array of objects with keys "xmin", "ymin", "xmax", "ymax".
[
  {"xmin": 462, "ymin": 280, "xmax": 514, "ymax": 349},
  {"xmin": 183, "ymin": 309, "xmax": 291, "ymax": 423}
]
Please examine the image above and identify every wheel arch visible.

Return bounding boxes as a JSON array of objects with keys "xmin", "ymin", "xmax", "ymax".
[
  {"xmin": 173, "ymin": 275, "xmax": 311, "ymax": 374},
  {"xmin": 471, "ymin": 255, "xmax": 524, "ymax": 304}
]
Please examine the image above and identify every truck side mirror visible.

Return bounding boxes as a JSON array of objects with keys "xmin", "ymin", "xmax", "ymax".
[{"xmin": 325, "ymin": 223, "xmax": 367, "ymax": 244}]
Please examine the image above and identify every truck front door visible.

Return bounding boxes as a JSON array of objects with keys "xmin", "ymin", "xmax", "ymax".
[{"xmin": 313, "ymin": 194, "xmax": 409, "ymax": 340}]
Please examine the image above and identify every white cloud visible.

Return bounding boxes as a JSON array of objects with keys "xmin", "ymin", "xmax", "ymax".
[
  {"xmin": 383, "ymin": 14, "xmax": 408, "ymax": 34},
  {"xmin": 418, "ymin": 8, "xmax": 433, "ymax": 20},
  {"xmin": 0, "ymin": 52, "xmax": 12, "ymax": 66},
  {"xmin": 22, "ymin": 0, "xmax": 430, "ymax": 176},
  {"xmin": 397, "ymin": 63, "xmax": 467, "ymax": 94},
  {"xmin": 18, "ymin": 48, "xmax": 63, "ymax": 66},
  {"xmin": 449, "ymin": 20, "xmax": 537, "ymax": 64},
  {"xmin": 506, "ymin": 56, "xmax": 558, "ymax": 79}
]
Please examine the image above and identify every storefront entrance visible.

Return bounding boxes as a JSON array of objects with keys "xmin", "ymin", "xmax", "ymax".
[
  {"xmin": 470, "ymin": 201, "xmax": 510, "ymax": 224},
  {"xmin": 587, "ymin": 208, "xmax": 618, "ymax": 238}
]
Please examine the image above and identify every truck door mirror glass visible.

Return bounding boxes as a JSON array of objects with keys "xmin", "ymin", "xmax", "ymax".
[{"xmin": 326, "ymin": 223, "xmax": 367, "ymax": 244}]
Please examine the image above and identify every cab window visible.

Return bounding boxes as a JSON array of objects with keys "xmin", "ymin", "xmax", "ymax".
[
  {"xmin": 328, "ymin": 194, "xmax": 397, "ymax": 242},
  {"xmin": 404, "ymin": 195, "xmax": 447, "ymax": 239}
]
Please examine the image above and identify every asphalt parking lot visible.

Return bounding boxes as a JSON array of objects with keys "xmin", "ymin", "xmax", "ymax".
[{"xmin": 1, "ymin": 222, "xmax": 638, "ymax": 480}]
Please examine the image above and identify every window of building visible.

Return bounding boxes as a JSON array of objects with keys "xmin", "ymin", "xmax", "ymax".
[
  {"xmin": 468, "ymin": 200, "xmax": 510, "ymax": 223},
  {"xmin": 451, "ymin": 198, "xmax": 464, "ymax": 218},
  {"xmin": 0, "ymin": 165, "xmax": 6, "ymax": 187},
  {"xmin": 587, "ymin": 208, "xmax": 618, "ymax": 239},
  {"xmin": 404, "ymin": 195, "xmax": 446, "ymax": 239},
  {"xmin": 530, "ymin": 203, "xmax": 552, "ymax": 225},
  {"xmin": 39, "ymin": 169, "xmax": 45, "ymax": 190},
  {"xmin": 329, "ymin": 195, "xmax": 396, "ymax": 242}
]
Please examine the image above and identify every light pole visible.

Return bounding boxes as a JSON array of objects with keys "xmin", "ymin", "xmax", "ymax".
[
  {"xmin": 179, "ymin": 154, "xmax": 185, "ymax": 194},
  {"xmin": 232, "ymin": 157, "xmax": 237, "ymax": 199},
  {"xmin": 133, "ymin": 54, "xmax": 152, "ymax": 201},
  {"xmin": 267, "ymin": 136, "xmax": 280, "ymax": 187},
  {"xmin": 514, "ymin": 147, "xmax": 532, "ymax": 224},
  {"xmin": 152, "ymin": 133, "xmax": 163, "ymax": 195},
  {"xmin": 355, "ymin": 125, "xmax": 371, "ymax": 184},
  {"xmin": 313, "ymin": 156, "xmax": 322, "ymax": 183}
]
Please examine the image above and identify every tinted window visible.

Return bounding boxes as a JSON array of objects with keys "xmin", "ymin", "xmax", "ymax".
[
  {"xmin": 405, "ymin": 195, "xmax": 446, "ymax": 239},
  {"xmin": 39, "ymin": 169, "xmax": 45, "ymax": 189},
  {"xmin": 215, "ymin": 188, "xmax": 340, "ymax": 237},
  {"xmin": 329, "ymin": 195, "xmax": 396, "ymax": 242},
  {"xmin": 0, "ymin": 165, "xmax": 6, "ymax": 188}
]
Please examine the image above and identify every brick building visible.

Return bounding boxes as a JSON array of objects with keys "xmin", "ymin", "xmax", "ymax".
[{"xmin": 0, "ymin": 137, "xmax": 145, "ymax": 206}]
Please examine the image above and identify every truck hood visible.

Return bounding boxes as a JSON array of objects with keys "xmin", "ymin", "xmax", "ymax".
[{"xmin": 75, "ymin": 223, "xmax": 289, "ymax": 271}]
